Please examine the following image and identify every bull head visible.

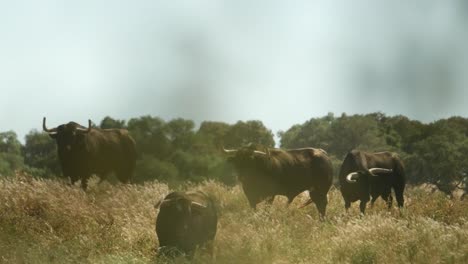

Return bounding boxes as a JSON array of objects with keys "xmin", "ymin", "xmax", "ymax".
[
  {"xmin": 156, "ymin": 197, "xmax": 207, "ymax": 211},
  {"xmin": 43, "ymin": 117, "xmax": 92, "ymax": 135},
  {"xmin": 346, "ymin": 168, "xmax": 393, "ymax": 183},
  {"xmin": 222, "ymin": 146, "xmax": 270, "ymax": 157},
  {"xmin": 43, "ymin": 117, "xmax": 93, "ymax": 152}
]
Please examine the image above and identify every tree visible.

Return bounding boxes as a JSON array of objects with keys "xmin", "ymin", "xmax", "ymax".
[
  {"xmin": 0, "ymin": 131, "xmax": 24, "ymax": 175},
  {"xmin": 127, "ymin": 116, "xmax": 171, "ymax": 159},
  {"xmin": 100, "ymin": 116, "xmax": 126, "ymax": 129},
  {"xmin": 223, "ymin": 120, "xmax": 275, "ymax": 148},
  {"xmin": 22, "ymin": 130, "xmax": 60, "ymax": 177}
]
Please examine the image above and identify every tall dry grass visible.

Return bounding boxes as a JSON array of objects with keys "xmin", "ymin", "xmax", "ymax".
[{"xmin": 0, "ymin": 175, "xmax": 467, "ymax": 263}]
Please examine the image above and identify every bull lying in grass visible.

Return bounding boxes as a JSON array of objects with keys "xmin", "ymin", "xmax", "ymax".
[{"xmin": 155, "ymin": 191, "xmax": 218, "ymax": 258}]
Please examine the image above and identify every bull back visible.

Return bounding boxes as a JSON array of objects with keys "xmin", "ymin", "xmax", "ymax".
[{"xmin": 155, "ymin": 191, "xmax": 218, "ymax": 257}]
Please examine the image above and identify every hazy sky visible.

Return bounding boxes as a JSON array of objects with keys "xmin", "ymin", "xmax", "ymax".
[{"xmin": 1, "ymin": 0, "xmax": 467, "ymax": 142}]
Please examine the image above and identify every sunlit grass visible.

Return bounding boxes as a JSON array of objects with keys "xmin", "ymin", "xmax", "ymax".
[{"xmin": 0, "ymin": 175, "xmax": 467, "ymax": 263}]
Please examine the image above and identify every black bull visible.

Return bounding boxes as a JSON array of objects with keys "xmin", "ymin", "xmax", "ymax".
[
  {"xmin": 224, "ymin": 145, "xmax": 333, "ymax": 219},
  {"xmin": 339, "ymin": 150, "xmax": 406, "ymax": 214},
  {"xmin": 43, "ymin": 117, "xmax": 137, "ymax": 189},
  {"xmin": 155, "ymin": 191, "xmax": 218, "ymax": 257}
]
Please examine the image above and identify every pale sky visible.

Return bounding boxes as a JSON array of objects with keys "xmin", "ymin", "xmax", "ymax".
[{"xmin": 1, "ymin": 0, "xmax": 467, "ymax": 142}]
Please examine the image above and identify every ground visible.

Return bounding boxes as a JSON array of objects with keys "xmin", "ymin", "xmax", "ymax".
[{"xmin": 0, "ymin": 175, "xmax": 467, "ymax": 264}]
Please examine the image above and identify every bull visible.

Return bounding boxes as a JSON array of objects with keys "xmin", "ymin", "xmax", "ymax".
[
  {"xmin": 339, "ymin": 150, "xmax": 406, "ymax": 214},
  {"xmin": 223, "ymin": 144, "xmax": 333, "ymax": 219},
  {"xmin": 43, "ymin": 117, "xmax": 137, "ymax": 189},
  {"xmin": 155, "ymin": 191, "xmax": 218, "ymax": 257}
]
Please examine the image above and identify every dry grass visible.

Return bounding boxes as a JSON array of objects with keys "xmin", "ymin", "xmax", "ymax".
[{"xmin": 0, "ymin": 175, "xmax": 467, "ymax": 264}]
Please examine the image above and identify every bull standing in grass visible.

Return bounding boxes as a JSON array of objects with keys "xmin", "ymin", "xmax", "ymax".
[
  {"xmin": 339, "ymin": 150, "xmax": 406, "ymax": 214},
  {"xmin": 224, "ymin": 144, "xmax": 333, "ymax": 220},
  {"xmin": 43, "ymin": 117, "xmax": 137, "ymax": 189},
  {"xmin": 155, "ymin": 191, "xmax": 218, "ymax": 258}
]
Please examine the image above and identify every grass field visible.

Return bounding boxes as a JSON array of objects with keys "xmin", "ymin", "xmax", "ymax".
[{"xmin": 0, "ymin": 175, "xmax": 467, "ymax": 264}]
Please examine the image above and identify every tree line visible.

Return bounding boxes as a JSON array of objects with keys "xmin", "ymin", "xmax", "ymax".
[{"xmin": 0, "ymin": 113, "xmax": 466, "ymax": 193}]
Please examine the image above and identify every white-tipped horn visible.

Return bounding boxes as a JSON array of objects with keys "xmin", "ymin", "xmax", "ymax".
[
  {"xmin": 369, "ymin": 168, "xmax": 393, "ymax": 175},
  {"xmin": 253, "ymin": 150, "xmax": 267, "ymax": 155},
  {"xmin": 76, "ymin": 119, "xmax": 92, "ymax": 133},
  {"xmin": 42, "ymin": 117, "xmax": 58, "ymax": 133},
  {"xmin": 191, "ymin": 201, "xmax": 207, "ymax": 209},
  {"xmin": 222, "ymin": 147, "xmax": 238, "ymax": 153},
  {"xmin": 346, "ymin": 172, "xmax": 360, "ymax": 183},
  {"xmin": 157, "ymin": 198, "xmax": 175, "ymax": 208}
]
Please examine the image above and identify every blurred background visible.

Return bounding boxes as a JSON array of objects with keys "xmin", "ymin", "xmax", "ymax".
[
  {"xmin": 0, "ymin": 1, "xmax": 467, "ymax": 191},
  {"xmin": 0, "ymin": 0, "xmax": 467, "ymax": 140}
]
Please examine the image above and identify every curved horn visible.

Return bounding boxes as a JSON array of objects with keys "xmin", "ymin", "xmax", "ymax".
[
  {"xmin": 369, "ymin": 168, "xmax": 393, "ymax": 175},
  {"xmin": 76, "ymin": 119, "xmax": 92, "ymax": 133},
  {"xmin": 222, "ymin": 147, "xmax": 238, "ymax": 153},
  {"xmin": 157, "ymin": 198, "xmax": 175, "ymax": 208},
  {"xmin": 42, "ymin": 117, "xmax": 58, "ymax": 133},
  {"xmin": 191, "ymin": 201, "xmax": 207, "ymax": 209},
  {"xmin": 253, "ymin": 150, "xmax": 267, "ymax": 155},
  {"xmin": 346, "ymin": 172, "xmax": 360, "ymax": 183}
]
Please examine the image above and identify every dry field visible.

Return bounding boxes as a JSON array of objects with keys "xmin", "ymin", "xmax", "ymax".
[{"xmin": 0, "ymin": 175, "xmax": 467, "ymax": 264}]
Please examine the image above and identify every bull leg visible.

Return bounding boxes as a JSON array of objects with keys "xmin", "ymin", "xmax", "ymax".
[
  {"xmin": 359, "ymin": 199, "xmax": 369, "ymax": 215},
  {"xmin": 286, "ymin": 195, "xmax": 295, "ymax": 208},
  {"xmin": 370, "ymin": 195, "xmax": 379, "ymax": 208},
  {"xmin": 81, "ymin": 175, "xmax": 91, "ymax": 190},
  {"xmin": 264, "ymin": 196, "xmax": 275, "ymax": 207},
  {"xmin": 345, "ymin": 200, "xmax": 351, "ymax": 213},
  {"xmin": 386, "ymin": 194, "xmax": 393, "ymax": 209},
  {"xmin": 310, "ymin": 192, "xmax": 328, "ymax": 220},
  {"xmin": 395, "ymin": 188, "xmax": 404, "ymax": 208}
]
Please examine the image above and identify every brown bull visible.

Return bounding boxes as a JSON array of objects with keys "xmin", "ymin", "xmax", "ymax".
[
  {"xmin": 43, "ymin": 117, "xmax": 136, "ymax": 189},
  {"xmin": 224, "ymin": 144, "xmax": 333, "ymax": 219},
  {"xmin": 155, "ymin": 191, "xmax": 218, "ymax": 258},
  {"xmin": 339, "ymin": 150, "xmax": 406, "ymax": 214}
]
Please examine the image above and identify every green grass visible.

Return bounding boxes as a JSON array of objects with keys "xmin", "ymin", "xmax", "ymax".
[{"xmin": 0, "ymin": 175, "xmax": 467, "ymax": 263}]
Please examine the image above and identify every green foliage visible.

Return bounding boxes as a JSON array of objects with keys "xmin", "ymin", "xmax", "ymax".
[
  {"xmin": 3, "ymin": 113, "xmax": 468, "ymax": 191},
  {"xmin": 22, "ymin": 130, "xmax": 60, "ymax": 177},
  {"xmin": 223, "ymin": 120, "xmax": 275, "ymax": 148},
  {"xmin": 0, "ymin": 131, "xmax": 24, "ymax": 176},
  {"xmin": 134, "ymin": 155, "xmax": 179, "ymax": 184},
  {"xmin": 100, "ymin": 116, "xmax": 126, "ymax": 129}
]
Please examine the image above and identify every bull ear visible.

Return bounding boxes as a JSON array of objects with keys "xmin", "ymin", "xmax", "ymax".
[{"xmin": 49, "ymin": 133, "xmax": 58, "ymax": 139}]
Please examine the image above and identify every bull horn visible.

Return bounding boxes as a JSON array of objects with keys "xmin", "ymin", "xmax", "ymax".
[
  {"xmin": 155, "ymin": 197, "xmax": 175, "ymax": 209},
  {"xmin": 369, "ymin": 168, "xmax": 393, "ymax": 175},
  {"xmin": 42, "ymin": 117, "xmax": 58, "ymax": 133},
  {"xmin": 191, "ymin": 201, "xmax": 207, "ymax": 209},
  {"xmin": 346, "ymin": 172, "xmax": 360, "ymax": 183},
  {"xmin": 76, "ymin": 119, "xmax": 92, "ymax": 133},
  {"xmin": 253, "ymin": 150, "xmax": 267, "ymax": 155},
  {"xmin": 222, "ymin": 147, "xmax": 238, "ymax": 153}
]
